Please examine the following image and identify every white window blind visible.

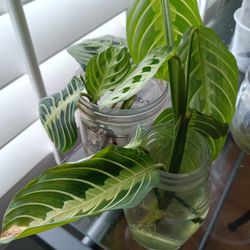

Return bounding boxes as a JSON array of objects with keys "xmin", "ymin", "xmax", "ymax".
[
  {"xmin": 0, "ymin": 0, "xmax": 128, "ymax": 199},
  {"xmin": 0, "ymin": 0, "xmax": 32, "ymax": 15},
  {"xmin": 0, "ymin": 0, "xmax": 128, "ymax": 88}
]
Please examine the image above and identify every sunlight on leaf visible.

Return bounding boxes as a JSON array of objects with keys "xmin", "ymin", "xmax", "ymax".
[{"xmin": 0, "ymin": 146, "xmax": 159, "ymax": 243}]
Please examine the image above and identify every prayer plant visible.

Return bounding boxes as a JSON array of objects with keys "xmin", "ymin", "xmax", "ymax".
[
  {"xmin": 0, "ymin": 0, "xmax": 238, "ymax": 243},
  {"xmin": 39, "ymin": 36, "xmax": 173, "ymax": 152}
]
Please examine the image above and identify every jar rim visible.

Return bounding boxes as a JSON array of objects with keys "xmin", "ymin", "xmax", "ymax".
[
  {"xmin": 158, "ymin": 157, "xmax": 210, "ymax": 191},
  {"xmin": 234, "ymin": 8, "xmax": 250, "ymax": 33},
  {"xmin": 246, "ymin": 67, "xmax": 250, "ymax": 83},
  {"xmin": 159, "ymin": 158, "xmax": 210, "ymax": 180},
  {"xmin": 78, "ymin": 79, "xmax": 169, "ymax": 118},
  {"xmin": 144, "ymin": 123, "xmax": 211, "ymax": 179}
]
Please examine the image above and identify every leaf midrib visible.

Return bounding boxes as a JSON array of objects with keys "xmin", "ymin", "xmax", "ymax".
[
  {"xmin": 41, "ymin": 85, "xmax": 82, "ymax": 128},
  {"xmin": 4, "ymin": 164, "xmax": 158, "ymax": 231},
  {"xmin": 189, "ymin": 29, "xmax": 207, "ymax": 106},
  {"xmin": 91, "ymin": 48, "xmax": 128, "ymax": 102}
]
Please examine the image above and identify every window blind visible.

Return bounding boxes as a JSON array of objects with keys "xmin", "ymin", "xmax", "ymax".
[
  {"xmin": 0, "ymin": 0, "xmax": 32, "ymax": 15},
  {"xmin": 0, "ymin": 0, "xmax": 128, "ymax": 199},
  {"xmin": 0, "ymin": 0, "xmax": 128, "ymax": 88}
]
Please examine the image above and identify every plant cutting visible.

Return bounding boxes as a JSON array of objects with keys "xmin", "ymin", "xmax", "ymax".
[
  {"xmin": 0, "ymin": 0, "xmax": 238, "ymax": 249},
  {"xmin": 39, "ymin": 35, "xmax": 171, "ymax": 154}
]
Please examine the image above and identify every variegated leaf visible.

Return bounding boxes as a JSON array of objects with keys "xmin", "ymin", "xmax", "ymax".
[
  {"xmin": 125, "ymin": 126, "xmax": 145, "ymax": 149},
  {"xmin": 153, "ymin": 108, "xmax": 174, "ymax": 126},
  {"xmin": 85, "ymin": 45, "xmax": 131, "ymax": 103},
  {"xmin": 99, "ymin": 47, "xmax": 174, "ymax": 108},
  {"xmin": 126, "ymin": 0, "xmax": 202, "ymax": 63},
  {"xmin": 189, "ymin": 110, "xmax": 228, "ymax": 159},
  {"xmin": 153, "ymin": 108, "xmax": 228, "ymax": 159},
  {"xmin": 39, "ymin": 76, "xmax": 84, "ymax": 152},
  {"xmin": 178, "ymin": 27, "xmax": 238, "ymax": 123},
  {"xmin": 143, "ymin": 122, "xmax": 174, "ymax": 169},
  {"xmin": 179, "ymin": 126, "xmax": 211, "ymax": 173},
  {"xmin": 67, "ymin": 35, "xmax": 127, "ymax": 69},
  {"xmin": 0, "ymin": 146, "xmax": 159, "ymax": 243}
]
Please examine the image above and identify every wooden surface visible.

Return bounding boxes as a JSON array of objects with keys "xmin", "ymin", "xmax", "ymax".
[{"xmin": 205, "ymin": 153, "xmax": 250, "ymax": 250}]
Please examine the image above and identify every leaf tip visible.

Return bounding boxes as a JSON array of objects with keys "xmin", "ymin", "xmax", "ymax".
[{"xmin": 0, "ymin": 226, "xmax": 25, "ymax": 244}]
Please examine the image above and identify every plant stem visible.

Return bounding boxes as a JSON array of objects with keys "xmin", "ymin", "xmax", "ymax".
[
  {"xmin": 161, "ymin": 0, "xmax": 189, "ymax": 174},
  {"xmin": 173, "ymin": 194, "xmax": 203, "ymax": 223},
  {"xmin": 155, "ymin": 0, "xmax": 191, "ymax": 211},
  {"xmin": 120, "ymin": 95, "xmax": 137, "ymax": 109},
  {"xmin": 161, "ymin": 0, "xmax": 187, "ymax": 122},
  {"xmin": 168, "ymin": 113, "xmax": 191, "ymax": 173},
  {"xmin": 168, "ymin": 57, "xmax": 186, "ymax": 122},
  {"xmin": 161, "ymin": 0, "xmax": 174, "ymax": 47},
  {"xmin": 168, "ymin": 29, "xmax": 197, "ymax": 173}
]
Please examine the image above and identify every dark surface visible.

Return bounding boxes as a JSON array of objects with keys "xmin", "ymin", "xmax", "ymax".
[{"xmin": 5, "ymin": 236, "xmax": 53, "ymax": 250}]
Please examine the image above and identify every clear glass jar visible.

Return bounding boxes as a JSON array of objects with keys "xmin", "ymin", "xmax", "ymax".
[
  {"xmin": 78, "ymin": 79, "xmax": 170, "ymax": 156},
  {"xmin": 125, "ymin": 127, "xmax": 211, "ymax": 250},
  {"xmin": 230, "ymin": 68, "xmax": 250, "ymax": 153}
]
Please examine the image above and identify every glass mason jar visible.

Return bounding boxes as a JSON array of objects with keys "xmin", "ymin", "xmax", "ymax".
[
  {"xmin": 78, "ymin": 79, "xmax": 170, "ymax": 156},
  {"xmin": 125, "ymin": 126, "xmax": 211, "ymax": 250},
  {"xmin": 230, "ymin": 68, "xmax": 250, "ymax": 153}
]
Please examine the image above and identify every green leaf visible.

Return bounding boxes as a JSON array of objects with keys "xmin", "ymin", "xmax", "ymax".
[
  {"xmin": 189, "ymin": 110, "xmax": 228, "ymax": 159},
  {"xmin": 125, "ymin": 126, "xmax": 145, "ymax": 149},
  {"xmin": 126, "ymin": 0, "xmax": 202, "ymax": 64},
  {"xmin": 85, "ymin": 45, "xmax": 131, "ymax": 103},
  {"xmin": 179, "ymin": 127, "xmax": 211, "ymax": 173},
  {"xmin": 67, "ymin": 35, "xmax": 127, "ymax": 69},
  {"xmin": 143, "ymin": 122, "xmax": 174, "ymax": 169},
  {"xmin": 168, "ymin": 56, "xmax": 187, "ymax": 122},
  {"xmin": 153, "ymin": 108, "xmax": 228, "ymax": 159},
  {"xmin": 153, "ymin": 108, "xmax": 174, "ymax": 126},
  {"xmin": 178, "ymin": 27, "xmax": 238, "ymax": 123},
  {"xmin": 39, "ymin": 76, "xmax": 84, "ymax": 152},
  {"xmin": 99, "ymin": 47, "xmax": 174, "ymax": 108},
  {"xmin": 0, "ymin": 146, "xmax": 159, "ymax": 243}
]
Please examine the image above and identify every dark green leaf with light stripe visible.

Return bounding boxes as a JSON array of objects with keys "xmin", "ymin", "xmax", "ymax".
[
  {"xmin": 153, "ymin": 108, "xmax": 228, "ymax": 159},
  {"xmin": 67, "ymin": 35, "xmax": 127, "ymax": 69},
  {"xmin": 39, "ymin": 76, "xmax": 84, "ymax": 152},
  {"xmin": 0, "ymin": 146, "xmax": 159, "ymax": 243},
  {"xmin": 99, "ymin": 47, "xmax": 174, "ymax": 108},
  {"xmin": 189, "ymin": 111, "xmax": 228, "ymax": 159},
  {"xmin": 85, "ymin": 45, "xmax": 131, "ymax": 103},
  {"xmin": 153, "ymin": 108, "xmax": 174, "ymax": 126},
  {"xmin": 126, "ymin": 0, "xmax": 202, "ymax": 64},
  {"xmin": 178, "ymin": 27, "xmax": 238, "ymax": 123}
]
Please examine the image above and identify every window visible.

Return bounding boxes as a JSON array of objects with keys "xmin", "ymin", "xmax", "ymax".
[{"xmin": 0, "ymin": 0, "xmax": 128, "ymax": 201}]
